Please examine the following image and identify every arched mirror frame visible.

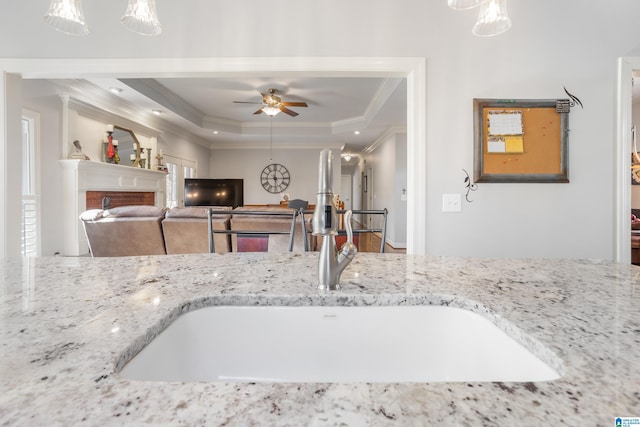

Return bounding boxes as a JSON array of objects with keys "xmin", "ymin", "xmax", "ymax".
[{"xmin": 112, "ymin": 125, "xmax": 142, "ymax": 167}]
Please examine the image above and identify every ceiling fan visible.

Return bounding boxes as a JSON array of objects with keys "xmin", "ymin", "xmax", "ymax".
[{"xmin": 233, "ymin": 88, "xmax": 308, "ymax": 117}]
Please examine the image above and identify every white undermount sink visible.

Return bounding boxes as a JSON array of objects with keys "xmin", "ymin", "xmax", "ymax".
[{"xmin": 119, "ymin": 305, "xmax": 561, "ymax": 383}]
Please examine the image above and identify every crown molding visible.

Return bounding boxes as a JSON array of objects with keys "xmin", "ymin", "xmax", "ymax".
[
  {"xmin": 210, "ymin": 141, "xmax": 343, "ymax": 150},
  {"xmin": 363, "ymin": 126, "xmax": 407, "ymax": 154},
  {"xmin": 50, "ymin": 79, "xmax": 212, "ymax": 148},
  {"xmin": 65, "ymin": 95, "xmax": 162, "ymax": 137},
  {"xmin": 332, "ymin": 78, "xmax": 403, "ymax": 134},
  {"xmin": 119, "ymin": 78, "xmax": 204, "ymax": 127},
  {"xmin": 113, "ymin": 74, "xmax": 404, "ymax": 140}
]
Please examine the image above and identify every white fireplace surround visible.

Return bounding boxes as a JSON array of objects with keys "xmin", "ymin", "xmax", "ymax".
[{"xmin": 60, "ymin": 160, "xmax": 166, "ymax": 256}]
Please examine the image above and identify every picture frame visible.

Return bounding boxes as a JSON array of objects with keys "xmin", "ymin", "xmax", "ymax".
[{"xmin": 473, "ymin": 98, "xmax": 569, "ymax": 183}]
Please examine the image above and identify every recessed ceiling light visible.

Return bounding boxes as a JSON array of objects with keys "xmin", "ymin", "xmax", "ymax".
[
  {"xmin": 212, "ymin": 131, "xmax": 219, "ymax": 135},
  {"xmin": 109, "ymin": 87, "xmax": 123, "ymax": 94},
  {"xmin": 152, "ymin": 109, "xmax": 162, "ymax": 115},
  {"xmin": 354, "ymin": 130, "xmax": 361, "ymax": 135}
]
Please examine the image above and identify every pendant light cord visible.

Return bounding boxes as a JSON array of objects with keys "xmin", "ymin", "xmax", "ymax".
[{"xmin": 270, "ymin": 117, "xmax": 273, "ymax": 163}]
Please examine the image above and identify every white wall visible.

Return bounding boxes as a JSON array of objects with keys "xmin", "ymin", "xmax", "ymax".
[
  {"xmin": 365, "ymin": 133, "xmax": 407, "ymax": 247},
  {"xmin": 210, "ymin": 147, "xmax": 341, "ymax": 205},
  {"xmin": 3, "ymin": 0, "xmax": 640, "ymax": 259},
  {"xmin": 394, "ymin": 134, "xmax": 407, "ymax": 248},
  {"xmin": 159, "ymin": 131, "xmax": 211, "ymax": 179}
]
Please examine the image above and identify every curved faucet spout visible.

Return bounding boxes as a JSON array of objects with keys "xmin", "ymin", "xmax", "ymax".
[{"xmin": 313, "ymin": 149, "xmax": 357, "ymax": 290}]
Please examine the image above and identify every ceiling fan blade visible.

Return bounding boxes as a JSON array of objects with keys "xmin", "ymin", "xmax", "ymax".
[
  {"xmin": 279, "ymin": 106, "xmax": 298, "ymax": 117},
  {"xmin": 253, "ymin": 108, "xmax": 264, "ymax": 115},
  {"xmin": 281, "ymin": 102, "xmax": 308, "ymax": 107}
]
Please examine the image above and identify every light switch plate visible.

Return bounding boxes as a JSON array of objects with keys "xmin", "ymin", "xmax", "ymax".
[{"xmin": 442, "ymin": 193, "xmax": 462, "ymax": 212}]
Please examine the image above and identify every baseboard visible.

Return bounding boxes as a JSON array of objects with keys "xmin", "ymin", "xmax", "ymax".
[
  {"xmin": 384, "ymin": 238, "xmax": 406, "ymax": 250},
  {"xmin": 371, "ymin": 232, "xmax": 406, "ymax": 250}
]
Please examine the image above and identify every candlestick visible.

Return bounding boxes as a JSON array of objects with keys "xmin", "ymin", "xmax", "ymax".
[{"xmin": 106, "ymin": 131, "xmax": 115, "ymax": 163}]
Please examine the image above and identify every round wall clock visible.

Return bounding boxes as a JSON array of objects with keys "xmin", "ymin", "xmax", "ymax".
[{"xmin": 261, "ymin": 163, "xmax": 291, "ymax": 193}]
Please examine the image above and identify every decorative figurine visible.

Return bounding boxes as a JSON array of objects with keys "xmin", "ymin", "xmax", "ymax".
[{"xmin": 70, "ymin": 140, "xmax": 90, "ymax": 160}]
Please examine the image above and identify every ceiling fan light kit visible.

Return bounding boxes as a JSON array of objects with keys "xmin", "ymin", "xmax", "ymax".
[
  {"xmin": 262, "ymin": 106, "xmax": 281, "ymax": 117},
  {"xmin": 234, "ymin": 88, "xmax": 308, "ymax": 118}
]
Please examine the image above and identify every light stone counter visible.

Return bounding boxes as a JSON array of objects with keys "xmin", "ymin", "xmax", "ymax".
[{"xmin": 1, "ymin": 253, "xmax": 638, "ymax": 426}]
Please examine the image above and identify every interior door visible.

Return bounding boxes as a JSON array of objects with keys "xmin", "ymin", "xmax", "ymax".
[
  {"xmin": 340, "ymin": 174, "xmax": 352, "ymax": 210},
  {"xmin": 362, "ymin": 166, "xmax": 374, "ymax": 228}
]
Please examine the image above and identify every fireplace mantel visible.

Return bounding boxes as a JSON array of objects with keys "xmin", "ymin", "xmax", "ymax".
[{"xmin": 60, "ymin": 160, "xmax": 166, "ymax": 256}]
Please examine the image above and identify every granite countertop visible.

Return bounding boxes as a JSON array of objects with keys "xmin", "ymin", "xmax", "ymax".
[{"xmin": 1, "ymin": 253, "xmax": 638, "ymax": 425}]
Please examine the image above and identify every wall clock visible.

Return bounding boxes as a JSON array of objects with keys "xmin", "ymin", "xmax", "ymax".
[{"xmin": 261, "ymin": 163, "xmax": 291, "ymax": 193}]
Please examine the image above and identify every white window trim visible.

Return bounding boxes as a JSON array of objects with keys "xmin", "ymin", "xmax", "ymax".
[
  {"xmin": 164, "ymin": 153, "xmax": 197, "ymax": 207},
  {"xmin": 21, "ymin": 109, "xmax": 41, "ymax": 257}
]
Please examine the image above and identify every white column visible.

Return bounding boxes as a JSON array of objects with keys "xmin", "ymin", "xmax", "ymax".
[
  {"xmin": 60, "ymin": 95, "xmax": 70, "ymax": 160},
  {"xmin": 0, "ymin": 71, "xmax": 23, "ymax": 258}
]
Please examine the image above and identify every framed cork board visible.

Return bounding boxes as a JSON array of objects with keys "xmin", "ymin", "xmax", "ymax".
[{"xmin": 473, "ymin": 99, "xmax": 569, "ymax": 183}]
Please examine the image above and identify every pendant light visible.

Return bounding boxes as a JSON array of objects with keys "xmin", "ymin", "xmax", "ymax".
[
  {"xmin": 121, "ymin": 0, "xmax": 162, "ymax": 36},
  {"xmin": 43, "ymin": 0, "xmax": 89, "ymax": 36},
  {"xmin": 447, "ymin": 0, "xmax": 488, "ymax": 11},
  {"xmin": 472, "ymin": 0, "xmax": 512, "ymax": 37}
]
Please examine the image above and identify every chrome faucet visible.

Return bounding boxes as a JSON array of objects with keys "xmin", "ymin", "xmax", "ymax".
[{"xmin": 312, "ymin": 149, "xmax": 357, "ymax": 290}]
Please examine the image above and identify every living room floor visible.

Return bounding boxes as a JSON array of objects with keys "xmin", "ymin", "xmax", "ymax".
[{"xmin": 357, "ymin": 232, "xmax": 406, "ymax": 254}]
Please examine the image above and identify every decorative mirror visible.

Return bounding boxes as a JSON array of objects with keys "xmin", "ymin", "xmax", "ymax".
[{"xmin": 104, "ymin": 125, "xmax": 142, "ymax": 167}]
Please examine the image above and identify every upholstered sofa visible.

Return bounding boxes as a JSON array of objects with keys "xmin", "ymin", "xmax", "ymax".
[
  {"xmin": 80, "ymin": 205, "xmax": 168, "ymax": 257},
  {"xmin": 162, "ymin": 206, "xmax": 232, "ymax": 254},
  {"xmin": 80, "ymin": 205, "xmax": 312, "ymax": 257}
]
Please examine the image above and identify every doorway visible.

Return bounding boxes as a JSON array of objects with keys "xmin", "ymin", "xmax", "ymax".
[
  {"xmin": 0, "ymin": 57, "xmax": 426, "ymax": 255},
  {"xmin": 615, "ymin": 57, "xmax": 640, "ymax": 263}
]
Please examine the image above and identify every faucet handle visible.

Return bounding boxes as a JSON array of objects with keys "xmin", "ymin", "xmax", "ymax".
[
  {"xmin": 339, "ymin": 210, "xmax": 358, "ymax": 261},
  {"xmin": 344, "ymin": 210, "xmax": 354, "ymax": 243}
]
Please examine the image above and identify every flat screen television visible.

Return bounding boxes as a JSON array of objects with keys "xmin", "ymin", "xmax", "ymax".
[{"xmin": 184, "ymin": 178, "xmax": 244, "ymax": 208}]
